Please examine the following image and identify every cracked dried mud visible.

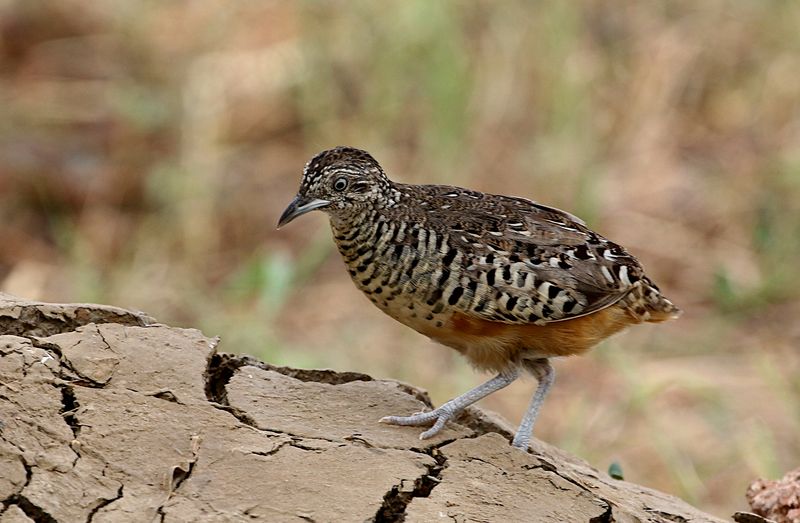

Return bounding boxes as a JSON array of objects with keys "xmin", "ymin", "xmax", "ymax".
[{"xmin": 0, "ymin": 293, "xmax": 726, "ymax": 522}]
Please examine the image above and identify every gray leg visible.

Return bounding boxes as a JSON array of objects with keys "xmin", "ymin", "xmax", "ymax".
[
  {"xmin": 380, "ymin": 369, "xmax": 519, "ymax": 440},
  {"xmin": 511, "ymin": 359, "xmax": 554, "ymax": 450}
]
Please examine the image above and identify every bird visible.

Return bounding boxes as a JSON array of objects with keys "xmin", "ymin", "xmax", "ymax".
[{"xmin": 277, "ymin": 146, "xmax": 680, "ymax": 451}]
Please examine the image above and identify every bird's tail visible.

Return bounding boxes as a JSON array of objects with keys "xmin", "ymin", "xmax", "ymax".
[{"xmin": 622, "ymin": 277, "xmax": 682, "ymax": 323}]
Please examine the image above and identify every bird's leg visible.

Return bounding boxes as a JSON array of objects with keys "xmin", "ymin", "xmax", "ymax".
[
  {"xmin": 380, "ymin": 369, "xmax": 519, "ymax": 440},
  {"xmin": 511, "ymin": 358, "xmax": 555, "ymax": 450}
]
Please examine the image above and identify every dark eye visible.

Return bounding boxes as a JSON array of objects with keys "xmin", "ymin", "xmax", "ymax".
[{"xmin": 333, "ymin": 177, "xmax": 348, "ymax": 191}]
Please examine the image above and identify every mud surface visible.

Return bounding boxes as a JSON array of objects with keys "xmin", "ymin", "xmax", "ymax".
[{"xmin": 0, "ymin": 293, "xmax": 726, "ymax": 522}]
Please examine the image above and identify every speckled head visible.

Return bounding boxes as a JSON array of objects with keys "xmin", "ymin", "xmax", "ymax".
[{"xmin": 277, "ymin": 146, "xmax": 393, "ymax": 228}]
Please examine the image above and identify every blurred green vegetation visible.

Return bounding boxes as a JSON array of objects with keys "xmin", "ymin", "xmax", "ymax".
[{"xmin": 1, "ymin": 1, "xmax": 799, "ymax": 516}]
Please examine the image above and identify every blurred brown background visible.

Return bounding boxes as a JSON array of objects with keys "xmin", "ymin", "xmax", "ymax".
[{"xmin": 1, "ymin": 1, "xmax": 799, "ymax": 516}]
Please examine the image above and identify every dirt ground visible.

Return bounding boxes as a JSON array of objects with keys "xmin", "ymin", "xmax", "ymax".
[{"xmin": 0, "ymin": 293, "xmax": 742, "ymax": 522}]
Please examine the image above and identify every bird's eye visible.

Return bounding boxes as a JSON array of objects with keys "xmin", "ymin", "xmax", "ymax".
[{"xmin": 333, "ymin": 177, "xmax": 348, "ymax": 191}]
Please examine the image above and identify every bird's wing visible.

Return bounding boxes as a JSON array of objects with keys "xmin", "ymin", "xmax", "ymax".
[{"xmin": 417, "ymin": 186, "xmax": 645, "ymax": 325}]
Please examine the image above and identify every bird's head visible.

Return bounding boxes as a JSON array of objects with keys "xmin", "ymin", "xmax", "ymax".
[{"xmin": 277, "ymin": 146, "xmax": 392, "ymax": 228}]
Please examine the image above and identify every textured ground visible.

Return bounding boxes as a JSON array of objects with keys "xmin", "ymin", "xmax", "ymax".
[{"xmin": 0, "ymin": 293, "xmax": 733, "ymax": 522}]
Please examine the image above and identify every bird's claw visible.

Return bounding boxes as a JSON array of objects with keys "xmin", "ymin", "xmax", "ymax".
[{"xmin": 379, "ymin": 406, "xmax": 455, "ymax": 440}]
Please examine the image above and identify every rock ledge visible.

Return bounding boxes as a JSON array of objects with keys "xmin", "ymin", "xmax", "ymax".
[{"xmin": 0, "ymin": 293, "xmax": 728, "ymax": 522}]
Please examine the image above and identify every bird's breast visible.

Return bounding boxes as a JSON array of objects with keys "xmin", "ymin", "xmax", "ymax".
[{"xmin": 332, "ymin": 217, "xmax": 460, "ymax": 332}]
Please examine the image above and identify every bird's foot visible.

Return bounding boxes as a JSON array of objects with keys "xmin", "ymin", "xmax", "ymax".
[
  {"xmin": 379, "ymin": 404, "xmax": 458, "ymax": 440},
  {"xmin": 379, "ymin": 371, "xmax": 520, "ymax": 441},
  {"xmin": 511, "ymin": 432, "xmax": 530, "ymax": 450}
]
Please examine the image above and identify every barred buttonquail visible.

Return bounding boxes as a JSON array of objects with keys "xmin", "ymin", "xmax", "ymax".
[{"xmin": 278, "ymin": 146, "xmax": 680, "ymax": 450}]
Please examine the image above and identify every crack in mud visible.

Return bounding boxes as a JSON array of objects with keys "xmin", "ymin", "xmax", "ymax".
[
  {"xmin": 3, "ymin": 494, "xmax": 59, "ymax": 523},
  {"xmin": 144, "ymin": 389, "xmax": 182, "ymax": 403},
  {"xmin": 30, "ymin": 335, "xmax": 110, "ymax": 389},
  {"xmin": 2, "ymin": 459, "xmax": 59, "ymax": 523},
  {"xmin": 169, "ymin": 436, "xmax": 200, "ymax": 494},
  {"xmin": 589, "ymin": 501, "xmax": 614, "ymax": 523},
  {"xmin": 646, "ymin": 509, "xmax": 690, "ymax": 522},
  {"xmin": 0, "ymin": 304, "xmax": 150, "ymax": 338},
  {"xmin": 247, "ymin": 440, "xmax": 293, "ymax": 457},
  {"xmin": 204, "ymin": 351, "xmax": 237, "ymax": 406},
  {"xmin": 526, "ymin": 456, "xmax": 619, "ymax": 522},
  {"xmin": 202, "ymin": 355, "xmax": 264, "ymax": 430},
  {"xmin": 373, "ymin": 446, "xmax": 448, "ymax": 522},
  {"xmin": 86, "ymin": 485, "xmax": 123, "ymax": 523},
  {"xmin": 155, "ymin": 435, "xmax": 201, "ymax": 522},
  {"xmin": 255, "ymin": 363, "xmax": 373, "ymax": 386},
  {"xmin": 27, "ymin": 338, "xmax": 84, "ymax": 387},
  {"xmin": 59, "ymin": 384, "xmax": 81, "ymax": 439},
  {"xmin": 1, "ymin": 456, "xmax": 31, "ymax": 507}
]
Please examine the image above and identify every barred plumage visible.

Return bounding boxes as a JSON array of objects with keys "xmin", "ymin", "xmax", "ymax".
[{"xmin": 278, "ymin": 146, "xmax": 680, "ymax": 450}]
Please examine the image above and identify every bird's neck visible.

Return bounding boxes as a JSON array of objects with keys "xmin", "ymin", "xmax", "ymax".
[{"xmin": 329, "ymin": 207, "xmax": 382, "ymax": 252}]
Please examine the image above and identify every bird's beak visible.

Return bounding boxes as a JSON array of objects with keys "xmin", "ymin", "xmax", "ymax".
[{"xmin": 277, "ymin": 196, "xmax": 331, "ymax": 228}]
